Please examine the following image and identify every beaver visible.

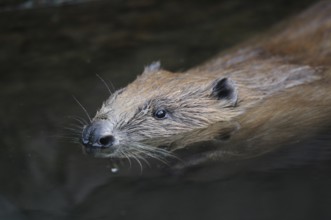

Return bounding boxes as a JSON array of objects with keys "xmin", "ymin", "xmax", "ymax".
[{"xmin": 80, "ymin": 1, "xmax": 331, "ymax": 168}]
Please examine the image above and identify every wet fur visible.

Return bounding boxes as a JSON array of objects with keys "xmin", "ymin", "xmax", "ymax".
[{"xmin": 84, "ymin": 1, "xmax": 331, "ymax": 167}]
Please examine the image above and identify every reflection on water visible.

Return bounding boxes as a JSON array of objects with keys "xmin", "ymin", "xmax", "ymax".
[{"xmin": 1, "ymin": 0, "xmax": 330, "ymax": 219}]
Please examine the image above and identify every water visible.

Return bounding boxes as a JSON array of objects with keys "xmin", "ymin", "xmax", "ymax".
[{"xmin": 1, "ymin": 0, "xmax": 330, "ymax": 219}]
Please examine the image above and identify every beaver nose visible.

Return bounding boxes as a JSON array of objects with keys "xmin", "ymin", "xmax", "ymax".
[
  {"xmin": 97, "ymin": 135, "xmax": 115, "ymax": 147},
  {"xmin": 81, "ymin": 121, "xmax": 115, "ymax": 148}
]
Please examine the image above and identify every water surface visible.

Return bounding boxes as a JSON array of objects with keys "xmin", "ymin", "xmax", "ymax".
[{"xmin": 1, "ymin": 0, "xmax": 330, "ymax": 219}]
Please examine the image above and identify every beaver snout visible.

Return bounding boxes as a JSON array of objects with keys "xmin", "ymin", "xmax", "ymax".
[{"xmin": 81, "ymin": 121, "xmax": 115, "ymax": 151}]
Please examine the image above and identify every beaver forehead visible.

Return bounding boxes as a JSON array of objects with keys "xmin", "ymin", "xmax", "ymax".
[
  {"xmin": 103, "ymin": 71, "xmax": 215, "ymax": 116},
  {"xmin": 125, "ymin": 70, "xmax": 214, "ymax": 98}
]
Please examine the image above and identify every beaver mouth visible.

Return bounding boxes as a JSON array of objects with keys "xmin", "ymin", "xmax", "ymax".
[{"xmin": 83, "ymin": 145, "xmax": 116, "ymax": 158}]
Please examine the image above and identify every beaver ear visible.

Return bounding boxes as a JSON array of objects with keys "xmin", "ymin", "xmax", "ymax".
[
  {"xmin": 211, "ymin": 77, "xmax": 238, "ymax": 106},
  {"xmin": 143, "ymin": 61, "xmax": 161, "ymax": 75}
]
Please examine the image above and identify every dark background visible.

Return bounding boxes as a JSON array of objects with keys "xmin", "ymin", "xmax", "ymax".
[{"xmin": 1, "ymin": 0, "xmax": 331, "ymax": 220}]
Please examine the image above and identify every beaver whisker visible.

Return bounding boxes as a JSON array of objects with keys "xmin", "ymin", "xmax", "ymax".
[
  {"xmin": 128, "ymin": 148, "xmax": 151, "ymax": 168},
  {"xmin": 138, "ymin": 144, "xmax": 180, "ymax": 161},
  {"xmin": 59, "ymin": 134, "xmax": 81, "ymax": 140},
  {"xmin": 136, "ymin": 147, "xmax": 168, "ymax": 162},
  {"xmin": 120, "ymin": 146, "xmax": 163, "ymax": 169},
  {"xmin": 66, "ymin": 123, "xmax": 85, "ymax": 131},
  {"xmin": 69, "ymin": 138, "xmax": 81, "ymax": 144},
  {"xmin": 132, "ymin": 143, "xmax": 172, "ymax": 165},
  {"xmin": 72, "ymin": 95, "xmax": 92, "ymax": 123},
  {"xmin": 115, "ymin": 148, "xmax": 131, "ymax": 167},
  {"xmin": 67, "ymin": 115, "xmax": 88, "ymax": 126},
  {"xmin": 120, "ymin": 150, "xmax": 132, "ymax": 168},
  {"xmin": 150, "ymin": 146, "xmax": 179, "ymax": 159},
  {"xmin": 127, "ymin": 151, "xmax": 144, "ymax": 172},
  {"xmin": 119, "ymin": 145, "xmax": 156, "ymax": 169},
  {"xmin": 140, "ymin": 151, "xmax": 169, "ymax": 165},
  {"xmin": 63, "ymin": 127, "xmax": 83, "ymax": 136},
  {"xmin": 96, "ymin": 73, "xmax": 114, "ymax": 96},
  {"xmin": 68, "ymin": 122, "xmax": 84, "ymax": 128},
  {"xmin": 74, "ymin": 118, "xmax": 87, "ymax": 126}
]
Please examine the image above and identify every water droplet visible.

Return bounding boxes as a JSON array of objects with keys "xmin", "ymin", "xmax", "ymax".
[{"xmin": 111, "ymin": 167, "xmax": 119, "ymax": 173}]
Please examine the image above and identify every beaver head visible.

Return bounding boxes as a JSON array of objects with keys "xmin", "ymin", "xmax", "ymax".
[{"xmin": 80, "ymin": 62, "xmax": 239, "ymax": 159}]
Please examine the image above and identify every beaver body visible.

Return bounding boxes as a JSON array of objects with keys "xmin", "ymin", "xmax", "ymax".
[{"xmin": 80, "ymin": 1, "xmax": 331, "ymax": 167}]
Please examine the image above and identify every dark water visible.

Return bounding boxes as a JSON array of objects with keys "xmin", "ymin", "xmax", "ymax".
[{"xmin": 1, "ymin": 0, "xmax": 331, "ymax": 219}]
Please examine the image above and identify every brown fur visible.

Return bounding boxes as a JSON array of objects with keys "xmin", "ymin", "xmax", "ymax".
[{"xmin": 82, "ymin": 1, "xmax": 331, "ymax": 166}]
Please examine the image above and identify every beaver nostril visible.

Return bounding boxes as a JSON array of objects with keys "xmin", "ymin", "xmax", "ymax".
[{"xmin": 98, "ymin": 135, "xmax": 114, "ymax": 147}]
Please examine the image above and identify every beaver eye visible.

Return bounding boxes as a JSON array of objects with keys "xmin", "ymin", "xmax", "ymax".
[{"xmin": 154, "ymin": 109, "xmax": 167, "ymax": 119}]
